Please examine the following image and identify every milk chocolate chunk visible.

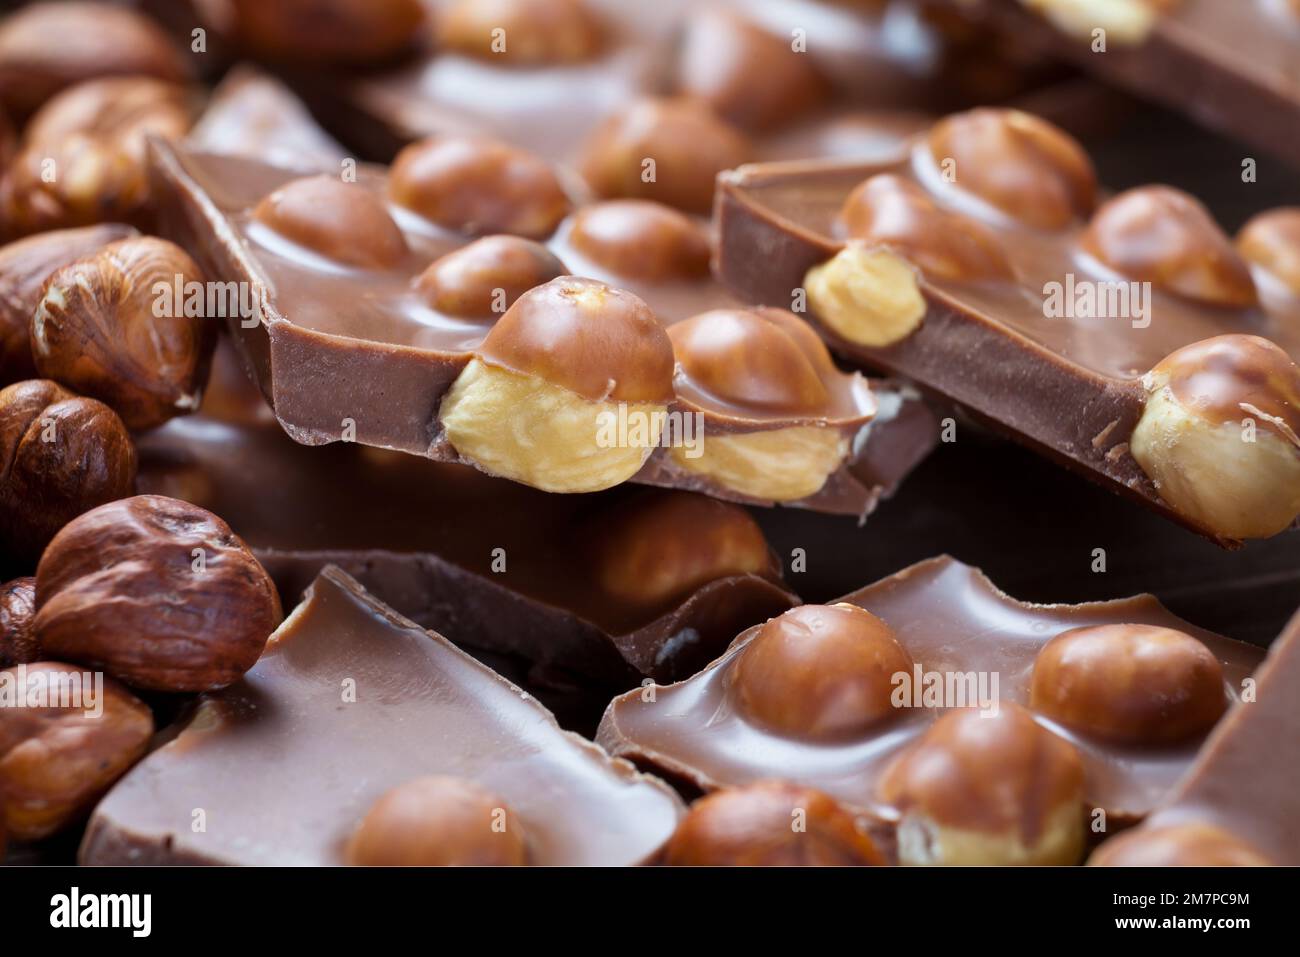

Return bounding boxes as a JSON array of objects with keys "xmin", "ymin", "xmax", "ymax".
[
  {"xmin": 598, "ymin": 556, "xmax": 1264, "ymax": 854},
  {"xmin": 80, "ymin": 567, "xmax": 684, "ymax": 866},
  {"xmin": 716, "ymin": 107, "xmax": 1300, "ymax": 543}
]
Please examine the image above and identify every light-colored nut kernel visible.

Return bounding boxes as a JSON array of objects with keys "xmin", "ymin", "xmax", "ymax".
[
  {"xmin": 438, "ymin": 0, "xmax": 604, "ymax": 65},
  {"xmin": 1088, "ymin": 822, "xmax": 1273, "ymax": 866},
  {"xmin": 804, "ymin": 243, "xmax": 926, "ymax": 347},
  {"xmin": 252, "ymin": 175, "xmax": 408, "ymax": 269},
  {"xmin": 1238, "ymin": 207, "xmax": 1300, "ymax": 297},
  {"xmin": 669, "ymin": 426, "xmax": 848, "ymax": 501},
  {"xmin": 1020, "ymin": 0, "xmax": 1167, "ymax": 45}
]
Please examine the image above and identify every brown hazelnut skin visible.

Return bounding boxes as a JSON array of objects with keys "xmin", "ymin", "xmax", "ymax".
[
  {"xmin": 414, "ymin": 235, "xmax": 566, "ymax": 318},
  {"xmin": 662, "ymin": 780, "xmax": 885, "ymax": 866},
  {"xmin": 346, "ymin": 776, "xmax": 529, "ymax": 866},
  {"xmin": 0, "ymin": 379, "xmax": 136, "ymax": 566},
  {"xmin": 0, "ymin": 577, "xmax": 37, "ymax": 667},
  {"xmin": 731, "ymin": 604, "xmax": 914, "ymax": 740},
  {"xmin": 840, "ymin": 173, "xmax": 1013, "ymax": 281},
  {"xmin": 580, "ymin": 97, "xmax": 752, "ymax": 215},
  {"xmin": 438, "ymin": 0, "xmax": 605, "ymax": 65},
  {"xmin": 32, "ymin": 236, "xmax": 213, "ymax": 430},
  {"xmin": 567, "ymin": 200, "xmax": 712, "ymax": 281},
  {"xmin": 0, "ymin": 224, "xmax": 138, "ymax": 385},
  {"xmin": 252, "ymin": 175, "xmax": 409, "ymax": 270},
  {"xmin": 1081, "ymin": 186, "xmax": 1257, "ymax": 308},
  {"xmin": 32, "ymin": 494, "xmax": 282, "ymax": 693},
  {"xmin": 926, "ymin": 108, "xmax": 1096, "ymax": 230},
  {"xmin": 0, "ymin": 660, "xmax": 153, "ymax": 841},
  {"xmin": 0, "ymin": 3, "xmax": 187, "ymax": 120},
  {"xmin": 389, "ymin": 136, "xmax": 570, "ymax": 240},
  {"xmin": 1088, "ymin": 822, "xmax": 1273, "ymax": 867},
  {"xmin": 219, "ymin": 0, "xmax": 426, "ymax": 65},
  {"xmin": 1031, "ymin": 624, "xmax": 1227, "ymax": 745},
  {"xmin": 1237, "ymin": 207, "xmax": 1300, "ymax": 297},
  {"xmin": 676, "ymin": 8, "xmax": 829, "ymax": 134}
]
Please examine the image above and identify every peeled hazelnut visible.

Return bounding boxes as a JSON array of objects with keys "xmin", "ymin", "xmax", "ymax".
[
  {"xmin": 252, "ymin": 175, "xmax": 409, "ymax": 270},
  {"xmin": 0, "ymin": 379, "xmax": 136, "ymax": 564},
  {"xmin": 1237, "ymin": 207, "xmax": 1300, "ymax": 297},
  {"xmin": 0, "ymin": 3, "xmax": 187, "ymax": 119},
  {"xmin": 567, "ymin": 200, "xmax": 711, "ymax": 282},
  {"xmin": 925, "ymin": 108, "xmax": 1096, "ymax": 230},
  {"xmin": 672, "ymin": 426, "xmax": 850, "ymax": 501},
  {"xmin": 676, "ymin": 8, "xmax": 829, "ymax": 134},
  {"xmin": 0, "ymin": 661, "xmax": 153, "ymax": 841},
  {"xmin": 346, "ymin": 776, "xmax": 529, "ymax": 866},
  {"xmin": 1081, "ymin": 186, "xmax": 1256, "ymax": 308},
  {"xmin": 220, "ymin": 0, "xmax": 426, "ymax": 65},
  {"xmin": 804, "ymin": 243, "xmax": 927, "ymax": 348},
  {"xmin": 0, "ymin": 577, "xmax": 37, "ymax": 667},
  {"xmin": 879, "ymin": 704, "xmax": 1087, "ymax": 866},
  {"xmin": 589, "ymin": 491, "xmax": 777, "ymax": 608},
  {"xmin": 1130, "ymin": 335, "xmax": 1300, "ymax": 539},
  {"xmin": 2, "ymin": 77, "xmax": 193, "ymax": 236},
  {"xmin": 731, "ymin": 604, "xmax": 913, "ymax": 739},
  {"xmin": 33, "ymin": 494, "xmax": 282, "ymax": 693},
  {"xmin": 1031, "ymin": 624, "xmax": 1226, "ymax": 744},
  {"xmin": 439, "ymin": 277, "xmax": 674, "ymax": 493},
  {"xmin": 438, "ymin": 0, "xmax": 604, "ymax": 65},
  {"xmin": 1021, "ymin": 0, "xmax": 1168, "ymax": 45},
  {"xmin": 1088, "ymin": 822, "xmax": 1273, "ymax": 866},
  {"xmin": 0, "ymin": 223, "xmax": 137, "ymax": 384},
  {"xmin": 662, "ymin": 780, "xmax": 885, "ymax": 866},
  {"xmin": 389, "ymin": 136, "xmax": 570, "ymax": 240},
  {"xmin": 32, "ymin": 236, "xmax": 212, "ymax": 430},
  {"xmin": 580, "ymin": 97, "xmax": 752, "ymax": 215},
  {"xmin": 415, "ymin": 235, "xmax": 566, "ymax": 318}
]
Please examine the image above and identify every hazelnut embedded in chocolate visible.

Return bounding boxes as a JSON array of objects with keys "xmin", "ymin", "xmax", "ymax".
[
  {"xmin": 346, "ymin": 776, "xmax": 529, "ymax": 866},
  {"xmin": 437, "ymin": 0, "xmax": 604, "ymax": 65},
  {"xmin": 879, "ymin": 703, "xmax": 1086, "ymax": 866},
  {"xmin": 1237, "ymin": 207, "xmax": 1300, "ymax": 298},
  {"xmin": 662, "ymin": 780, "xmax": 885, "ymax": 866},
  {"xmin": 438, "ymin": 277, "xmax": 674, "ymax": 493},
  {"xmin": 1030, "ymin": 624, "xmax": 1227, "ymax": 744},
  {"xmin": 1130, "ymin": 334, "xmax": 1300, "ymax": 539},
  {"xmin": 252, "ymin": 175, "xmax": 409, "ymax": 270},
  {"xmin": 389, "ymin": 136, "xmax": 571, "ymax": 239},
  {"xmin": 925, "ymin": 108, "xmax": 1096, "ymax": 230},
  {"xmin": 1088, "ymin": 822, "xmax": 1273, "ymax": 866},
  {"xmin": 567, "ymin": 200, "xmax": 712, "ymax": 281},
  {"xmin": 221, "ymin": 0, "xmax": 426, "ymax": 65},
  {"xmin": 804, "ymin": 242, "xmax": 927, "ymax": 348},
  {"xmin": 730, "ymin": 604, "xmax": 914, "ymax": 739},
  {"xmin": 1080, "ymin": 185, "xmax": 1257, "ymax": 308},
  {"xmin": 414, "ymin": 235, "xmax": 567, "ymax": 318}
]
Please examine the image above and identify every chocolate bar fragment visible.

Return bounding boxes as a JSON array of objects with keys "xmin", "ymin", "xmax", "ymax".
[
  {"xmin": 148, "ymin": 139, "xmax": 937, "ymax": 515},
  {"xmin": 716, "ymin": 107, "xmax": 1300, "ymax": 544},
  {"xmin": 80, "ymin": 566, "xmax": 685, "ymax": 866},
  {"xmin": 598, "ymin": 556, "xmax": 1264, "ymax": 862}
]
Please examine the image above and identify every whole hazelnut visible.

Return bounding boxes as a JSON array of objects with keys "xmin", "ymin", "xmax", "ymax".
[
  {"xmin": 676, "ymin": 8, "xmax": 829, "ymax": 134},
  {"xmin": 804, "ymin": 243, "xmax": 928, "ymax": 348},
  {"xmin": 0, "ymin": 577, "xmax": 37, "ymax": 667},
  {"xmin": 0, "ymin": 224, "xmax": 138, "ymax": 384},
  {"xmin": 1130, "ymin": 334, "xmax": 1300, "ymax": 539},
  {"xmin": 439, "ymin": 277, "xmax": 674, "ymax": 493},
  {"xmin": 0, "ymin": 661, "xmax": 153, "ymax": 841},
  {"xmin": 1081, "ymin": 186, "xmax": 1257, "ymax": 308},
  {"xmin": 0, "ymin": 379, "xmax": 136, "ymax": 564},
  {"xmin": 662, "ymin": 780, "xmax": 885, "ymax": 866},
  {"xmin": 567, "ymin": 200, "xmax": 712, "ymax": 281},
  {"xmin": 389, "ymin": 136, "xmax": 570, "ymax": 240},
  {"xmin": 251, "ymin": 175, "xmax": 409, "ymax": 270},
  {"xmin": 1031, "ymin": 624, "xmax": 1226, "ymax": 744},
  {"xmin": 588, "ymin": 491, "xmax": 778, "ymax": 609},
  {"xmin": 346, "ymin": 775, "xmax": 529, "ymax": 866},
  {"xmin": 438, "ymin": 0, "xmax": 604, "ymax": 65},
  {"xmin": 1088, "ymin": 822, "xmax": 1273, "ymax": 867},
  {"xmin": 414, "ymin": 235, "xmax": 566, "ymax": 318},
  {"xmin": 580, "ymin": 97, "xmax": 752, "ymax": 215},
  {"xmin": 32, "ymin": 236, "xmax": 213, "ymax": 430},
  {"xmin": 879, "ymin": 704, "xmax": 1087, "ymax": 866},
  {"xmin": 1025, "ymin": 0, "xmax": 1168, "ymax": 45},
  {"xmin": 1237, "ymin": 207, "xmax": 1300, "ymax": 298},
  {"xmin": 731, "ymin": 603, "xmax": 913, "ymax": 739},
  {"xmin": 0, "ymin": 3, "xmax": 187, "ymax": 119},
  {"xmin": 219, "ymin": 0, "xmax": 426, "ymax": 65},
  {"xmin": 33, "ymin": 494, "xmax": 282, "ymax": 693},
  {"xmin": 925, "ymin": 108, "xmax": 1096, "ymax": 230}
]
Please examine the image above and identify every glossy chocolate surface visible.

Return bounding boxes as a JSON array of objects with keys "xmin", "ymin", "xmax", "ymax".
[{"xmin": 80, "ymin": 567, "xmax": 684, "ymax": 865}]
